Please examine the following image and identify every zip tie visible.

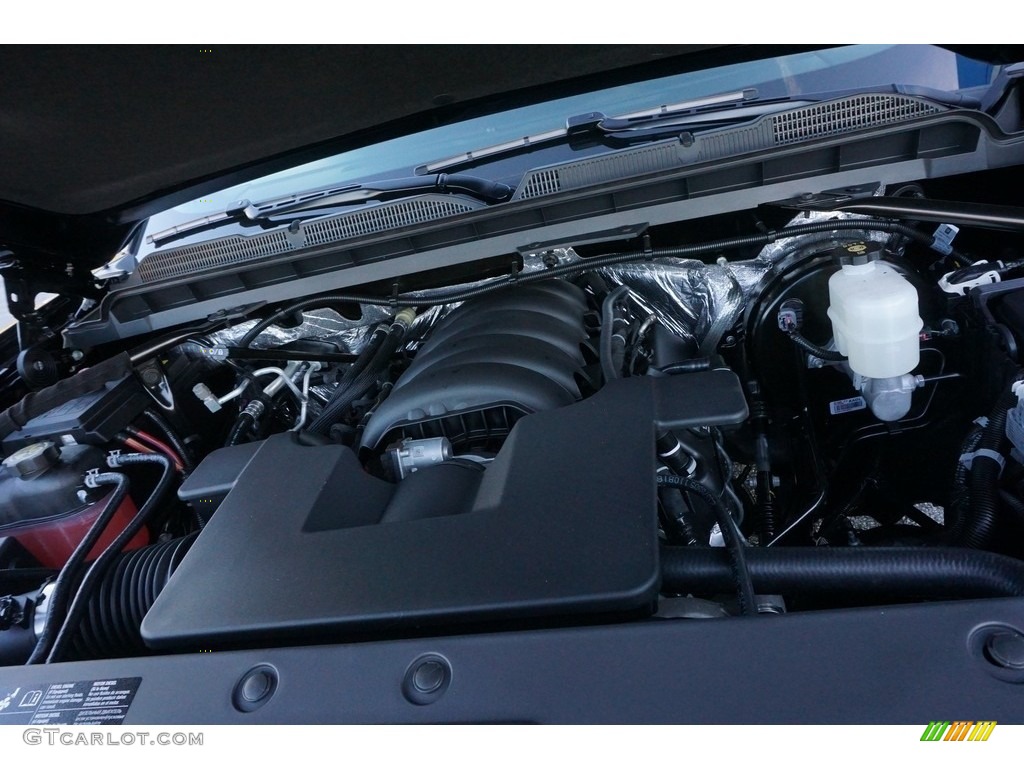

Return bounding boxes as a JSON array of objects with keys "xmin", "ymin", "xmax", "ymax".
[
  {"xmin": 973, "ymin": 416, "xmax": 990, "ymax": 428},
  {"xmin": 959, "ymin": 448, "xmax": 1006, "ymax": 474}
]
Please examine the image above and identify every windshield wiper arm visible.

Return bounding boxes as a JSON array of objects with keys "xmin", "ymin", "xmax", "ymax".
[
  {"xmin": 248, "ymin": 173, "xmax": 512, "ymax": 219},
  {"xmin": 148, "ymin": 173, "xmax": 512, "ymax": 246},
  {"xmin": 419, "ymin": 88, "xmax": 763, "ymax": 174},
  {"xmin": 564, "ymin": 100, "xmax": 816, "ymax": 147}
]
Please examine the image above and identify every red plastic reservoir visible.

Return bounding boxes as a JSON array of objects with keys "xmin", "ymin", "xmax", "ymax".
[
  {"xmin": 0, "ymin": 442, "xmax": 150, "ymax": 568},
  {"xmin": 12, "ymin": 492, "xmax": 146, "ymax": 568}
]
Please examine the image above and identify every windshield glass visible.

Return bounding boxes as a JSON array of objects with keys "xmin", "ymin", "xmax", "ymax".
[{"xmin": 154, "ymin": 45, "xmax": 993, "ymax": 224}]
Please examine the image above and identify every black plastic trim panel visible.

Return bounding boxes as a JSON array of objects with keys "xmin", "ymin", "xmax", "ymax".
[{"xmin": 1, "ymin": 599, "xmax": 1022, "ymax": 723}]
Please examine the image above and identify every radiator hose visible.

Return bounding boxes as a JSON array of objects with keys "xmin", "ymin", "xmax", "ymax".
[{"xmin": 661, "ymin": 546, "xmax": 1024, "ymax": 600}]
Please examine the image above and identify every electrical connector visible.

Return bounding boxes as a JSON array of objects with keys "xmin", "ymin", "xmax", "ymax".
[{"xmin": 777, "ymin": 299, "xmax": 804, "ymax": 332}]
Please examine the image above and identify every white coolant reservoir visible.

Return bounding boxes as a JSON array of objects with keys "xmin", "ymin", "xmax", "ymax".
[{"xmin": 827, "ymin": 254, "xmax": 922, "ymax": 380}]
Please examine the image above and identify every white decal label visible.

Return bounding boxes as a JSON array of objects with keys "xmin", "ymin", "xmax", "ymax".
[{"xmin": 829, "ymin": 396, "xmax": 867, "ymax": 415}]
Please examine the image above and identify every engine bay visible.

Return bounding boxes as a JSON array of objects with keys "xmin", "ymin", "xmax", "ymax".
[{"xmin": 4, "ymin": 178, "xmax": 1024, "ymax": 670}]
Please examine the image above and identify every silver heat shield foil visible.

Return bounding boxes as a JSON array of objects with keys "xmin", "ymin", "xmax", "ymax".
[
  {"xmin": 599, "ymin": 259, "xmax": 750, "ymax": 356},
  {"xmin": 599, "ymin": 212, "xmax": 891, "ymax": 354},
  {"xmin": 202, "ymin": 305, "xmax": 455, "ymax": 356},
  {"xmin": 204, "ymin": 308, "xmax": 385, "ymax": 353}
]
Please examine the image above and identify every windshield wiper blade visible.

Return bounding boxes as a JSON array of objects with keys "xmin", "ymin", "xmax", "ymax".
[{"xmin": 147, "ymin": 173, "xmax": 512, "ymax": 246}]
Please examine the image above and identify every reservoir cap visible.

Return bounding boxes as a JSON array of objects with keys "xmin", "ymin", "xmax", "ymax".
[
  {"xmin": 834, "ymin": 240, "xmax": 884, "ymax": 267},
  {"xmin": 2, "ymin": 441, "xmax": 60, "ymax": 479}
]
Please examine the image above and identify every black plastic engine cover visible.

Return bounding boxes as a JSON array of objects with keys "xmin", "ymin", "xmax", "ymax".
[{"xmin": 141, "ymin": 371, "xmax": 748, "ymax": 649}]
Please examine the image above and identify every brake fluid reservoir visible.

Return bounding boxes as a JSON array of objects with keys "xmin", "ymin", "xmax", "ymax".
[{"xmin": 827, "ymin": 243, "xmax": 922, "ymax": 379}]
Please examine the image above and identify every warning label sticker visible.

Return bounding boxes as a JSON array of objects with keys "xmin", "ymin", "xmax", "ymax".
[
  {"xmin": 0, "ymin": 678, "xmax": 140, "ymax": 725},
  {"xmin": 829, "ymin": 396, "xmax": 867, "ymax": 416}
]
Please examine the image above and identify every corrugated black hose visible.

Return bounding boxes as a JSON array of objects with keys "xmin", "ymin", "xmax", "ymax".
[
  {"xmin": 304, "ymin": 324, "xmax": 389, "ymax": 434},
  {"xmin": 961, "ymin": 386, "xmax": 1017, "ymax": 549},
  {"xmin": 74, "ymin": 533, "xmax": 197, "ymax": 660},
  {"xmin": 946, "ymin": 425, "xmax": 983, "ymax": 541}
]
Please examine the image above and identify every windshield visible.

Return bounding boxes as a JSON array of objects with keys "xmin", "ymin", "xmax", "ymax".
[{"xmin": 149, "ymin": 45, "xmax": 994, "ymax": 230}]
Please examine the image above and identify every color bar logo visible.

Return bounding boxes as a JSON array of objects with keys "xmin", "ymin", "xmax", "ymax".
[{"xmin": 920, "ymin": 721, "xmax": 997, "ymax": 741}]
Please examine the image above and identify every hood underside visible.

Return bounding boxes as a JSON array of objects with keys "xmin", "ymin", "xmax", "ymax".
[
  {"xmin": 2, "ymin": 45, "xmax": 746, "ymax": 216},
  {"xmin": 0, "ymin": 44, "xmax": 1017, "ymax": 271}
]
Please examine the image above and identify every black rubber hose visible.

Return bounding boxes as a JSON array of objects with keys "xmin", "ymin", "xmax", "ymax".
[
  {"xmin": 961, "ymin": 387, "xmax": 1016, "ymax": 549},
  {"xmin": 231, "ymin": 220, "xmax": 951, "ymax": 318},
  {"xmin": 600, "ymin": 285, "xmax": 631, "ymax": 383},
  {"xmin": 786, "ymin": 330, "xmax": 848, "ymax": 362},
  {"xmin": 658, "ymin": 358, "xmax": 713, "ymax": 375},
  {"xmin": 671, "ymin": 475, "xmax": 757, "ymax": 616},
  {"xmin": 656, "ymin": 432, "xmax": 697, "ymax": 477},
  {"xmin": 226, "ymin": 411, "xmax": 256, "ymax": 447},
  {"xmin": 309, "ymin": 324, "xmax": 389, "ymax": 427},
  {"xmin": 308, "ymin": 322, "xmax": 407, "ymax": 434},
  {"xmin": 999, "ymin": 490, "xmax": 1024, "ymax": 523},
  {"xmin": 658, "ymin": 487, "xmax": 699, "ymax": 546},
  {"xmin": 143, "ymin": 409, "xmax": 194, "ymax": 472},
  {"xmin": 46, "ymin": 453, "xmax": 175, "ymax": 663},
  {"xmin": 661, "ymin": 546, "xmax": 1024, "ymax": 599},
  {"xmin": 25, "ymin": 472, "xmax": 130, "ymax": 664}
]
